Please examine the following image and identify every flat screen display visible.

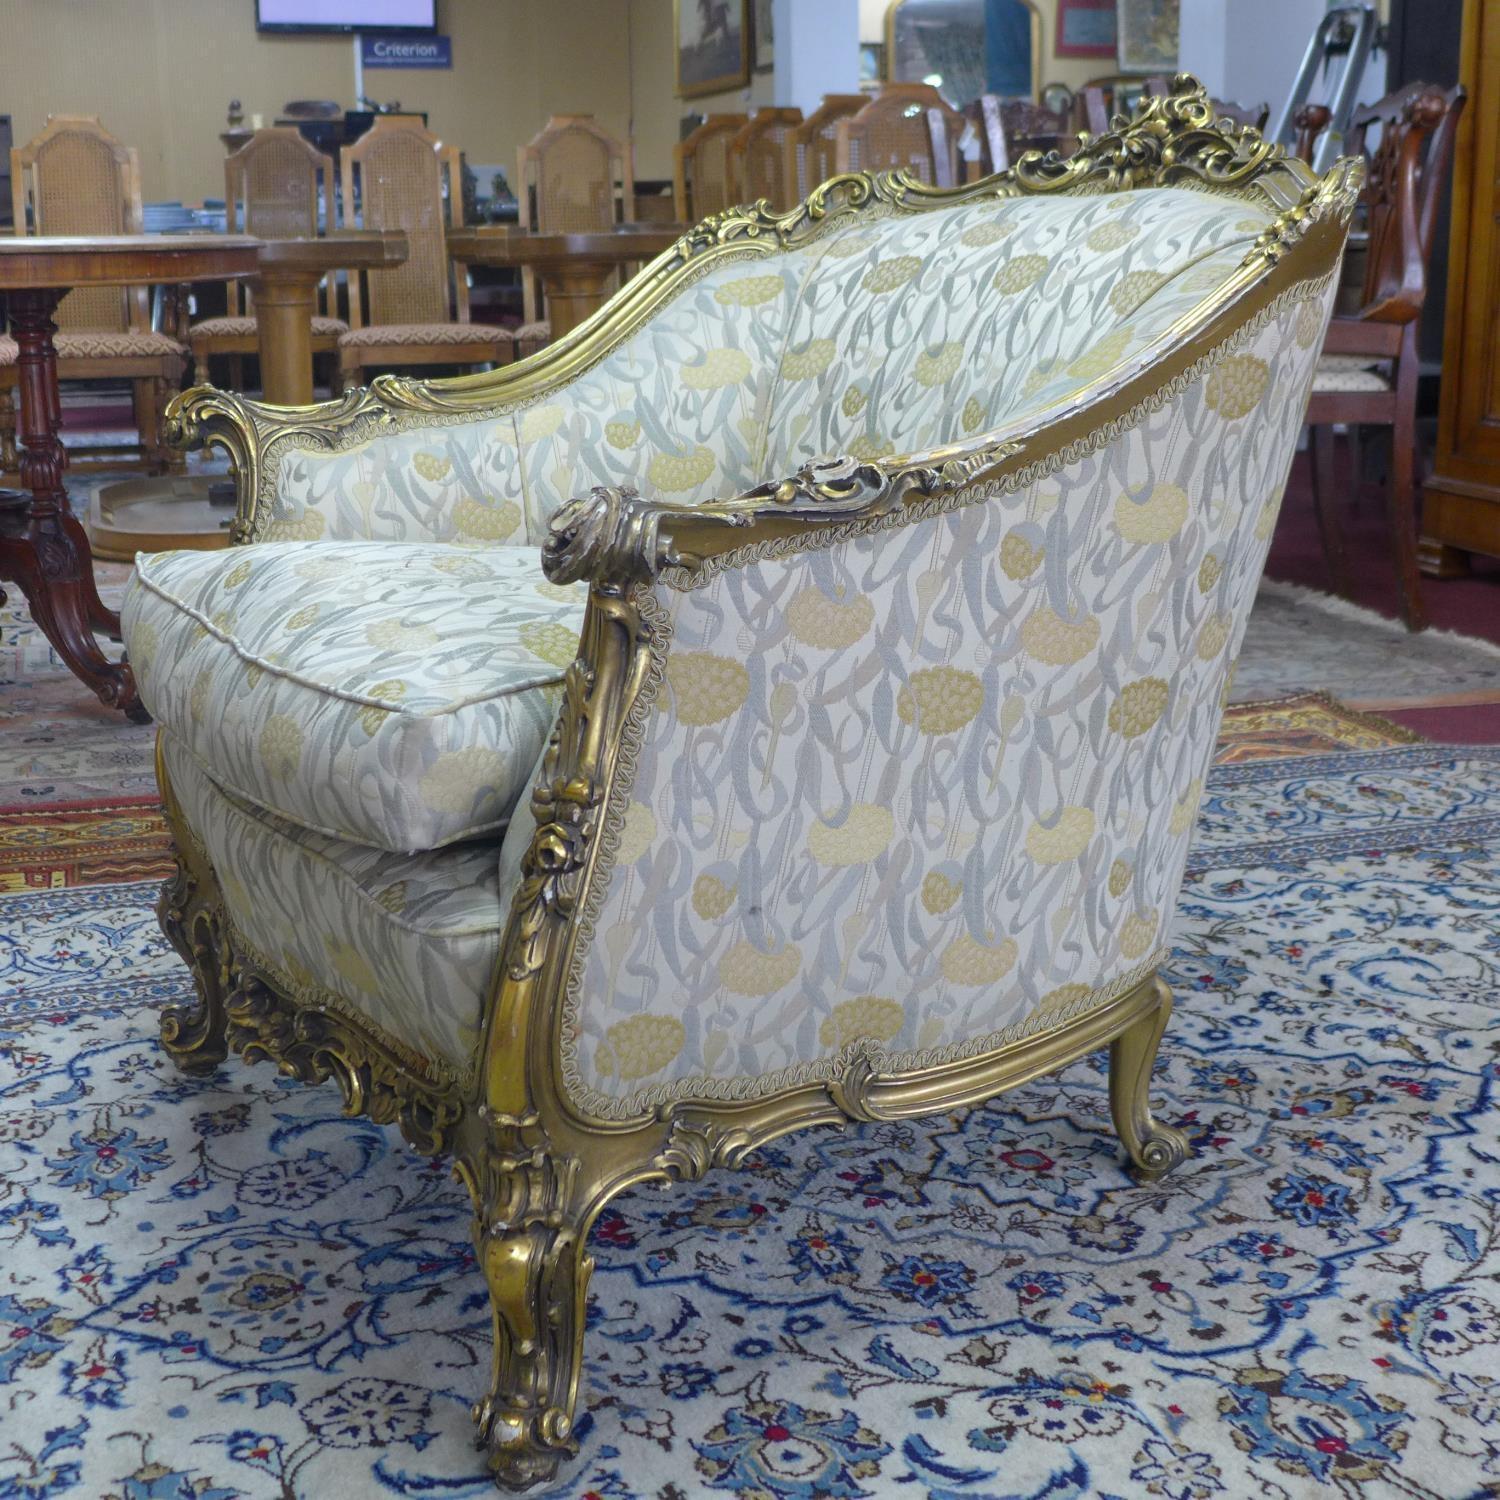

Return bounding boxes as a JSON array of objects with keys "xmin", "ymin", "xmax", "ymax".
[{"xmin": 256, "ymin": 0, "xmax": 436, "ymax": 33}]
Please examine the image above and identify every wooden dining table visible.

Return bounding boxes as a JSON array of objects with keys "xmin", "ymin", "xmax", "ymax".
[
  {"xmin": 446, "ymin": 223, "xmax": 687, "ymax": 339},
  {"xmin": 1, "ymin": 234, "xmax": 259, "ymax": 720},
  {"xmin": 249, "ymin": 230, "xmax": 407, "ymax": 405}
]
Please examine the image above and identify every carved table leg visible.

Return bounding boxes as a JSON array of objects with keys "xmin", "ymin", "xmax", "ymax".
[
  {"xmin": 1109, "ymin": 976, "xmax": 1190, "ymax": 1182},
  {"xmin": 456, "ymin": 1118, "xmax": 595, "ymax": 1492},
  {"xmin": 0, "ymin": 288, "xmax": 144, "ymax": 719},
  {"xmin": 538, "ymin": 264, "xmax": 618, "ymax": 340}
]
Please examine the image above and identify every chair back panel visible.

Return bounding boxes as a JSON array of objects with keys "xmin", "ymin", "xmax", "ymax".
[
  {"xmin": 12, "ymin": 116, "xmax": 141, "ymax": 331},
  {"xmin": 787, "ymin": 95, "xmax": 866, "ymax": 200},
  {"xmin": 674, "ymin": 114, "xmax": 747, "ymax": 221},
  {"xmin": 835, "ymin": 85, "xmax": 964, "ymax": 186},
  {"xmin": 226, "ymin": 127, "xmax": 333, "ymax": 315},
  {"xmin": 729, "ymin": 108, "xmax": 803, "ymax": 210},
  {"xmin": 519, "ymin": 115, "xmax": 631, "ymax": 234},
  {"xmin": 1347, "ymin": 82, "xmax": 1465, "ymax": 322},
  {"xmin": 341, "ymin": 118, "xmax": 460, "ymax": 328}
]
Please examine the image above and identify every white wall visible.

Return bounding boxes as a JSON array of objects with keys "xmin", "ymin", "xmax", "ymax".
[{"xmin": 775, "ymin": 0, "xmax": 861, "ymax": 113}]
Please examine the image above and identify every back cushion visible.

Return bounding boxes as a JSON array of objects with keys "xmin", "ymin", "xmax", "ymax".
[{"xmin": 269, "ymin": 188, "xmax": 1273, "ymax": 546}]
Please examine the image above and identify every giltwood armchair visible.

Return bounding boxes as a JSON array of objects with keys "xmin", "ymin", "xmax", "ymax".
[{"xmin": 124, "ymin": 80, "xmax": 1358, "ymax": 1493}]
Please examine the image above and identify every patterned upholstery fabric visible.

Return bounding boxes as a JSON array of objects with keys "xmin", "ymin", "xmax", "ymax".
[
  {"xmin": 521, "ymin": 282, "xmax": 1336, "ymax": 1117},
  {"xmin": 338, "ymin": 322, "xmax": 516, "ymax": 348},
  {"xmin": 191, "ymin": 315, "xmax": 348, "ymax": 338},
  {"xmin": 122, "ymin": 542, "xmax": 586, "ymax": 852},
  {"xmin": 51, "ymin": 329, "xmax": 186, "ymax": 359},
  {"xmin": 1311, "ymin": 353, "xmax": 1391, "ymax": 392},
  {"xmin": 161, "ymin": 730, "xmax": 500, "ymax": 1078},
  {"xmin": 264, "ymin": 187, "xmax": 1274, "ymax": 549},
  {"xmin": 0, "ymin": 338, "xmax": 13, "ymax": 366}
]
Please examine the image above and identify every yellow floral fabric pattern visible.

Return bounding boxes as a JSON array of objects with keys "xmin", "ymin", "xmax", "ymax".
[
  {"xmin": 266, "ymin": 250, "xmax": 812, "ymax": 545},
  {"xmin": 765, "ymin": 192, "xmax": 1273, "ymax": 469},
  {"xmin": 548, "ymin": 284, "xmax": 1334, "ymax": 1117},
  {"xmin": 266, "ymin": 188, "xmax": 1270, "ymax": 546},
  {"xmin": 161, "ymin": 732, "xmax": 501, "ymax": 1076},
  {"xmin": 123, "ymin": 542, "xmax": 585, "ymax": 853}
]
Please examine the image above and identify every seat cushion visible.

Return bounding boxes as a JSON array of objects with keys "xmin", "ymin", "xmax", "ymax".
[
  {"xmin": 339, "ymin": 322, "xmax": 516, "ymax": 348},
  {"xmin": 1312, "ymin": 353, "xmax": 1391, "ymax": 392},
  {"xmin": 122, "ymin": 541, "xmax": 586, "ymax": 853},
  {"xmin": 161, "ymin": 729, "xmax": 497, "ymax": 1077},
  {"xmin": 191, "ymin": 315, "xmax": 348, "ymax": 338},
  {"xmin": 52, "ymin": 329, "xmax": 186, "ymax": 359}
]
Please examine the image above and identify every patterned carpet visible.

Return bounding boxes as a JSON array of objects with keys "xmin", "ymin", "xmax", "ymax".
[{"xmin": 3, "ymin": 732, "xmax": 1499, "ymax": 1497}]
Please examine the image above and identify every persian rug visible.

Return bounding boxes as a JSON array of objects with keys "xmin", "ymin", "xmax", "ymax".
[
  {"xmin": 1233, "ymin": 579, "xmax": 1500, "ymax": 710},
  {"xmin": 3, "ymin": 743, "xmax": 1499, "ymax": 1499}
]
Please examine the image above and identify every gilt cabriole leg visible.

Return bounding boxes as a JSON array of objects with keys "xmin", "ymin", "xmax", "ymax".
[
  {"xmin": 154, "ymin": 740, "xmax": 231, "ymax": 1073},
  {"xmin": 1108, "ymin": 976, "xmax": 1190, "ymax": 1182},
  {"xmin": 454, "ymin": 1114, "xmax": 600, "ymax": 1492}
]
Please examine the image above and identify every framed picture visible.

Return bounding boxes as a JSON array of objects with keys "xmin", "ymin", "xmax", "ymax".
[
  {"xmin": 859, "ymin": 40, "xmax": 885, "ymax": 90},
  {"xmin": 752, "ymin": 0, "xmax": 774, "ymax": 72},
  {"xmin": 675, "ymin": 0, "xmax": 750, "ymax": 98},
  {"xmin": 1116, "ymin": 0, "xmax": 1178, "ymax": 74},
  {"xmin": 1055, "ymin": 0, "xmax": 1117, "ymax": 58}
]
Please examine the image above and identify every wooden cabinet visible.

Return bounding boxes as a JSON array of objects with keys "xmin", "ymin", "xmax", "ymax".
[{"xmin": 1422, "ymin": 0, "xmax": 1500, "ymax": 571}]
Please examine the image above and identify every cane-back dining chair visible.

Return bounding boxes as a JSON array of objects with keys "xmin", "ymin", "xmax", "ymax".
[
  {"xmin": 785, "ymin": 94, "xmax": 867, "ymax": 201},
  {"xmin": 727, "ymin": 107, "xmax": 804, "ymax": 211},
  {"xmin": 835, "ymin": 84, "xmax": 966, "ymax": 186},
  {"xmin": 514, "ymin": 115, "xmax": 634, "ymax": 349},
  {"xmin": 336, "ymin": 116, "xmax": 512, "ymax": 390},
  {"xmin": 190, "ymin": 128, "xmax": 346, "ymax": 390},
  {"xmin": 4, "ymin": 115, "xmax": 185, "ymax": 470},
  {"xmin": 1303, "ymin": 81, "xmax": 1465, "ymax": 631},
  {"xmin": 672, "ymin": 113, "xmax": 747, "ymax": 222}
]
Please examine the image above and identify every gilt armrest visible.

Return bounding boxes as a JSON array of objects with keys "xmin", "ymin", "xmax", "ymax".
[{"xmin": 541, "ymin": 445, "xmax": 1021, "ymax": 592}]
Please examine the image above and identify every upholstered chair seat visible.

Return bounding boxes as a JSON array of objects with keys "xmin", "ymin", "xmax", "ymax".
[
  {"xmin": 1311, "ymin": 351, "xmax": 1392, "ymax": 391},
  {"xmin": 0, "ymin": 329, "xmax": 186, "ymax": 360},
  {"xmin": 189, "ymin": 313, "xmax": 349, "ymax": 339},
  {"xmin": 337, "ymin": 320, "xmax": 515, "ymax": 349},
  {"xmin": 124, "ymin": 541, "xmax": 582, "ymax": 852},
  {"xmin": 127, "ymin": 84, "xmax": 1360, "ymax": 1494}
]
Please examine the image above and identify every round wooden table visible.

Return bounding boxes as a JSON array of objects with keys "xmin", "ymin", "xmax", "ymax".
[
  {"xmin": 446, "ymin": 224, "xmax": 686, "ymax": 339},
  {"xmin": 251, "ymin": 231, "xmax": 408, "ymax": 405},
  {"xmin": 0, "ymin": 234, "xmax": 258, "ymax": 720}
]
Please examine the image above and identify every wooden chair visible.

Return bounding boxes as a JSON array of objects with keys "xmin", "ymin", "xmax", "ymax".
[
  {"xmin": 835, "ymin": 85, "xmax": 966, "ymax": 187},
  {"xmin": 515, "ymin": 115, "xmax": 633, "ymax": 346},
  {"xmin": 336, "ymin": 116, "xmax": 512, "ymax": 391},
  {"xmin": 190, "ymin": 128, "xmax": 345, "ymax": 390},
  {"xmin": 968, "ymin": 94, "xmax": 1074, "ymax": 174},
  {"xmin": 1080, "ymin": 75, "xmax": 1170, "ymax": 135},
  {"xmin": 1210, "ymin": 99, "xmax": 1271, "ymax": 132},
  {"xmin": 786, "ymin": 95, "xmax": 867, "ymax": 200},
  {"xmin": 1304, "ymin": 82, "xmax": 1466, "ymax": 631},
  {"xmin": 673, "ymin": 114, "xmax": 747, "ymax": 222},
  {"xmin": 7, "ymin": 115, "xmax": 185, "ymax": 470},
  {"xmin": 1293, "ymin": 103, "xmax": 1334, "ymax": 164},
  {"xmin": 727, "ymin": 107, "xmax": 803, "ymax": 211}
]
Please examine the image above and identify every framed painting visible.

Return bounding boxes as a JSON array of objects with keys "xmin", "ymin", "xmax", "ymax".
[
  {"xmin": 675, "ymin": 0, "xmax": 750, "ymax": 98},
  {"xmin": 752, "ymin": 0, "xmax": 774, "ymax": 72},
  {"xmin": 1116, "ymin": 0, "xmax": 1178, "ymax": 74},
  {"xmin": 859, "ymin": 40, "xmax": 885, "ymax": 90},
  {"xmin": 1056, "ymin": 0, "xmax": 1117, "ymax": 57}
]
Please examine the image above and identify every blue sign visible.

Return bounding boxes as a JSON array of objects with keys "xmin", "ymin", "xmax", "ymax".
[{"xmin": 361, "ymin": 32, "xmax": 451, "ymax": 68}]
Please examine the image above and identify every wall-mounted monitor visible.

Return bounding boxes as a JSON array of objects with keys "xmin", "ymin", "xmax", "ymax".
[{"xmin": 256, "ymin": 0, "xmax": 437, "ymax": 34}]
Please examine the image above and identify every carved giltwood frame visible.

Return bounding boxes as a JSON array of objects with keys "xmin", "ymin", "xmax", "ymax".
[{"xmin": 156, "ymin": 79, "xmax": 1361, "ymax": 1492}]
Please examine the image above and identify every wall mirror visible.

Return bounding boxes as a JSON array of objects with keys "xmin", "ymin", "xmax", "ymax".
[{"xmin": 885, "ymin": 0, "xmax": 1042, "ymax": 106}]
